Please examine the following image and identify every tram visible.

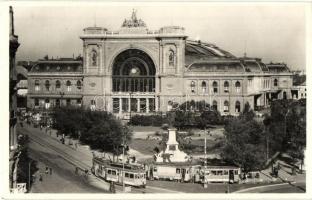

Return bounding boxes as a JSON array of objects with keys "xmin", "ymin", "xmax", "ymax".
[
  {"xmin": 148, "ymin": 162, "xmax": 201, "ymax": 182},
  {"xmin": 91, "ymin": 156, "xmax": 146, "ymax": 188},
  {"xmin": 199, "ymin": 165, "xmax": 241, "ymax": 184}
]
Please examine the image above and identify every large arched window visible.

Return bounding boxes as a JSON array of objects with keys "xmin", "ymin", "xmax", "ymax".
[
  {"xmin": 224, "ymin": 100, "xmax": 229, "ymax": 112},
  {"xmin": 212, "ymin": 100, "xmax": 218, "ymax": 111},
  {"xmin": 224, "ymin": 81, "xmax": 229, "ymax": 93},
  {"xmin": 191, "ymin": 81, "xmax": 196, "ymax": 93},
  {"xmin": 235, "ymin": 81, "xmax": 241, "ymax": 93},
  {"xmin": 274, "ymin": 79, "xmax": 278, "ymax": 87},
  {"xmin": 202, "ymin": 81, "xmax": 207, "ymax": 93},
  {"xmin": 77, "ymin": 80, "xmax": 82, "ymax": 90},
  {"xmin": 35, "ymin": 80, "xmax": 40, "ymax": 91},
  {"xmin": 213, "ymin": 81, "xmax": 218, "ymax": 94},
  {"xmin": 56, "ymin": 80, "xmax": 61, "ymax": 90},
  {"xmin": 235, "ymin": 101, "xmax": 241, "ymax": 113},
  {"xmin": 45, "ymin": 80, "xmax": 50, "ymax": 91},
  {"xmin": 112, "ymin": 49, "xmax": 156, "ymax": 93},
  {"xmin": 66, "ymin": 80, "xmax": 72, "ymax": 92}
]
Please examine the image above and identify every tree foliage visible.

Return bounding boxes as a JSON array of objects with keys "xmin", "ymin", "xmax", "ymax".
[
  {"xmin": 52, "ymin": 107, "xmax": 133, "ymax": 155},
  {"xmin": 221, "ymin": 103, "xmax": 266, "ymax": 172}
]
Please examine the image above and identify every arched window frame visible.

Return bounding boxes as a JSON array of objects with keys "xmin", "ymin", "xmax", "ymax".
[
  {"xmin": 56, "ymin": 80, "xmax": 61, "ymax": 90},
  {"xmin": 35, "ymin": 80, "xmax": 40, "ymax": 91},
  {"xmin": 77, "ymin": 80, "xmax": 82, "ymax": 90},
  {"xmin": 213, "ymin": 81, "xmax": 218, "ymax": 94},
  {"xmin": 212, "ymin": 100, "xmax": 218, "ymax": 111},
  {"xmin": 235, "ymin": 81, "xmax": 241, "ymax": 93},
  {"xmin": 235, "ymin": 101, "xmax": 241, "ymax": 113},
  {"xmin": 202, "ymin": 81, "xmax": 207, "ymax": 94},
  {"xmin": 191, "ymin": 81, "xmax": 196, "ymax": 93},
  {"xmin": 66, "ymin": 80, "xmax": 72, "ymax": 92},
  {"xmin": 224, "ymin": 81, "xmax": 229, "ymax": 93},
  {"xmin": 224, "ymin": 100, "xmax": 229, "ymax": 112},
  {"xmin": 168, "ymin": 49, "xmax": 175, "ymax": 66},
  {"xmin": 45, "ymin": 80, "xmax": 50, "ymax": 91}
]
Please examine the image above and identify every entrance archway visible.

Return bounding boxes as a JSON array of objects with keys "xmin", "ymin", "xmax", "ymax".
[{"xmin": 111, "ymin": 49, "xmax": 156, "ymax": 114}]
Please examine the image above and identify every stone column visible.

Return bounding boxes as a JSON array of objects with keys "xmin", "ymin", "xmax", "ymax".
[
  {"xmin": 155, "ymin": 96, "xmax": 159, "ymax": 112},
  {"xmin": 128, "ymin": 98, "xmax": 131, "ymax": 112},
  {"xmin": 137, "ymin": 98, "xmax": 140, "ymax": 113},
  {"xmin": 146, "ymin": 98, "xmax": 149, "ymax": 113},
  {"xmin": 119, "ymin": 98, "xmax": 122, "ymax": 113}
]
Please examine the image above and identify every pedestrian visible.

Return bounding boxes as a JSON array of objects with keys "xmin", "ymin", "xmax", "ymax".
[
  {"xmin": 45, "ymin": 166, "xmax": 49, "ymax": 174},
  {"xmin": 39, "ymin": 174, "xmax": 43, "ymax": 182},
  {"xmin": 49, "ymin": 167, "xmax": 53, "ymax": 175}
]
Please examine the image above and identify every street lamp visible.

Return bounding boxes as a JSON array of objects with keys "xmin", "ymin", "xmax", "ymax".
[{"xmin": 122, "ymin": 125, "xmax": 126, "ymax": 192}]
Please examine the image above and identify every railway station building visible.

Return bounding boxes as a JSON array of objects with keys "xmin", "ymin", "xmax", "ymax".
[{"xmin": 27, "ymin": 11, "xmax": 293, "ymax": 117}]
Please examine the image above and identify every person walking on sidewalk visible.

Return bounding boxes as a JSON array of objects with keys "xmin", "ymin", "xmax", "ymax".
[
  {"xmin": 45, "ymin": 166, "xmax": 49, "ymax": 174},
  {"xmin": 49, "ymin": 167, "xmax": 53, "ymax": 175}
]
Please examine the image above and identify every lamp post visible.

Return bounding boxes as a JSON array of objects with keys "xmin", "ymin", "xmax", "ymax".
[
  {"xmin": 129, "ymin": 92, "xmax": 133, "ymax": 121},
  {"xmin": 122, "ymin": 125, "xmax": 126, "ymax": 192}
]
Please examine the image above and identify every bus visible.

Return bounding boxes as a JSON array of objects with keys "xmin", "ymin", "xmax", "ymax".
[{"xmin": 91, "ymin": 157, "xmax": 146, "ymax": 188}]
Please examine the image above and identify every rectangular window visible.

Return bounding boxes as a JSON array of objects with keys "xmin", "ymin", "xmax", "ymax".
[
  {"xmin": 213, "ymin": 88, "xmax": 218, "ymax": 93},
  {"xmin": 224, "ymin": 170, "xmax": 229, "ymax": 175},
  {"xmin": 224, "ymin": 87, "xmax": 229, "ymax": 93},
  {"xmin": 108, "ymin": 169, "xmax": 111, "ymax": 174},
  {"xmin": 112, "ymin": 170, "xmax": 116, "ymax": 175},
  {"xmin": 35, "ymin": 85, "xmax": 40, "ymax": 91},
  {"xmin": 34, "ymin": 98, "xmax": 39, "ymax": 106},
  {"xmin": 234, "ymin": 170, "xmax": 238, "ymax": 175},
  {"xmin": 176, "ymin": 168, "xmax": 181, "ymax": 174},
  {"xmin": 153, "ymin": 167, "xmax": 157, "ymax": 172},
  {"xmin": 129, "ymin": 173, "xmax": 134, "ymax": 179},
  {"xmin": 125, "ymin": 173, "xmax": 129, "ymax": 178}
]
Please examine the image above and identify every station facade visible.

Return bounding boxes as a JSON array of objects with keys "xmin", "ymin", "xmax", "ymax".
[{"xmin": 27, "ymin": 11, "xmax": 293, "ymax": 117}]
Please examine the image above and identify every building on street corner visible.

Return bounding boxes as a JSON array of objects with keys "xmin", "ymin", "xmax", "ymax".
[{"xmin": 27, "ymin": 10, "xmax": 293, "ymax": 118}]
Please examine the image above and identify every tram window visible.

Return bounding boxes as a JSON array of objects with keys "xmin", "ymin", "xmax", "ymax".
[
  {"xmin": 234, "ymin": 170, "xmax": 238, "ymax": 175},
  {"xmin": 125, "ymin": 172, "xmax": 129, "ymax": 178},
  {"xmin": 130, "ymin": 173, "xmax": 134, "ymax": 179},
  {"xmin": 224, "ymin": 170, "xmax": 229, "ymax": 175},
  {"xmin": 211, "ymin": 170, "xmax": 217, "ymax": 175},
  {"xmin": 176, "ymin": 168, "xmax": 181, "ymax": 174},
  {"xmin": 112, "ymin": 170, "xmax": 116, "ymax": 175},
  {"xmin": 107, "ymin": 169, "xmax": 111, "ymax": 174},
  {"xmin": 217, "ymin": 170, "xmax": 223, "ymax": 175},
  {"xmin": 153, "ymin": 167, "xmax": 157, "ymax": 172}
]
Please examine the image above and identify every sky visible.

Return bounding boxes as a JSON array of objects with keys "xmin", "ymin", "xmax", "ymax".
[{"xmin": 12, "ymin": 2, "xmax": 308, "ymax": 70}]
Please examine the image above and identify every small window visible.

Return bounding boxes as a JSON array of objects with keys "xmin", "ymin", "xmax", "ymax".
[
  {"xmin": 235, "ymin": 101, "xmax": 241, "ymax": 113},
  {"xmin": 154, "ymin": 167, "xmax": 157, "ymax": 172},
  {"xmin": 224, "ymin": 81, "xmax": 229, "ymax": 93},
  {"xmin": 66, "ymin": 80, "xmax": 72, "ymax": 92},
  {"xmin": 176, "ymin": 168, "xmax": 181, "ymax": 174},
  {"xmin": 125, "ymin": 172, "xmax": 129, "ymax": 178},
  {"xmin": 34, "ymin": 98, "xmax": 39, "ymax": 106},
  {"xmin": 202, "ymin": 81, "xmax": 207, "ymax": 93},
  {"xmin": 224, "ymin": 100, "xmax": 229, "ymax": 112},
  {"xmin": 274, "ymin": 79, "xmax": 278, "ymax": 87},
  {"xmin": 66, "ymin": 99, "xmax": 71, "ymax": 106},
  {"xmin": 213, "ymin": 81, "xmax": 218, "ymax": 93},
  {"xmin": 108, "ymin": 169, "xmax": 111, "ymax": 174},
  {"xmin": 217, "ymin": 170, "xmax": 223, "ymax": 175},
  {"xmin": 211, "ymin": 170, "xmax": 217, "ymax": 175},
  {"xmin": 129, "ymin": 173, "xmax": 134, "ymax": 179},
  {"xmin": 35, "ymin": 80, "xmax": 40, "ymax": 91},
  {"xmin": 191, "ymin": 81, "xmax": 196, "ymax": 93},
  {"xmin": 224, "ymin": 170, "xmax": 229, "ymax": 175},
  {"xmin": 234, "ymin": 170, "xmax": 238, "ymax": 175},
  {"xmin": 77, "ymin": 80, "xmax": 82, "ymax": 90},
  {"xmin": 91, "ymin": 100, "xmax": 96, "ymax": 105},
  {"xmin": 212, "ymin": 100, "xmax": 218, "ymax": 111},
  {"xmin": 45, "ymin": 80, "xmax": 50, "ymax": 91},
  {"xmin": 112, "ymin": 170, "xmax": 116, "ymax": 175},
  {"xmin": 169, "ymin": 50, "xmax": 175, "ymax": 66},
  {"xmin": 235, "ymin": 81, "xmax": 241, "ymax": 93},
  {"xmin": 56, "ymin": 80, "xmax": 61, "ymax": 89}
]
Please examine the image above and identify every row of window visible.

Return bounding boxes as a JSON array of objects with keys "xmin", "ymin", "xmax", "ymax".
[
  {"xmin": 190, "ymin": 80, "xmax": 241, "ymax": 94},
  {"xmin": 34, "ymin": 98, "xmax": 82, "ymax": 107},
  {"xmin": 208, "ymin": 100, "xmax": 241, "ymax": 113},
  {"xmin": 34, "ymin": 80, "xmax": 82, "ymax": 92}
]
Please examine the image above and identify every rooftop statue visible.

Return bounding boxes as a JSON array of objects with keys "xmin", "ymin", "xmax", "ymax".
[{"xmin": 122, "ymin": 9, "xmax": 146, "ymax": 28}]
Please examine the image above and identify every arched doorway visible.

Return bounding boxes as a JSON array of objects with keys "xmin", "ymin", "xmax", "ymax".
[{"xmin": 111, "ymin": 49, "xmax": 156, "ymax": 114}]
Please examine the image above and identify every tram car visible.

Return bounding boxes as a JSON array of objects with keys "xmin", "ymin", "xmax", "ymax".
[
  {"xmin": 148, "ymin": 162, "xmax": 200, "ymax": 182},
  {"xmin": 199, "ymin": 165, "xmax": 241, "ymax": 184},
  {"xmin": 91, "ymin": 156, "xmax": 146, "ymax": 188}
]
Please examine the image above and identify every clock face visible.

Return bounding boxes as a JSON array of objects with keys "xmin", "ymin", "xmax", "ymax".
[
  {"xmin": 131, "ymin": 68, "xmax": 138, "ymax": 74},
  {"xmin": 130, "ymin": 67, "xmax": 140, "ymax": 75}
]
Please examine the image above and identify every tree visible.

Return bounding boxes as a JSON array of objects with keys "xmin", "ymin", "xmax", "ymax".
[
  {"xmin": 221, "ymin": 106, "xmax": 266, "ymax": 172},
  {"xmin": 197, "ymin": 110, "xmax": 222, "ymax": 128}
]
